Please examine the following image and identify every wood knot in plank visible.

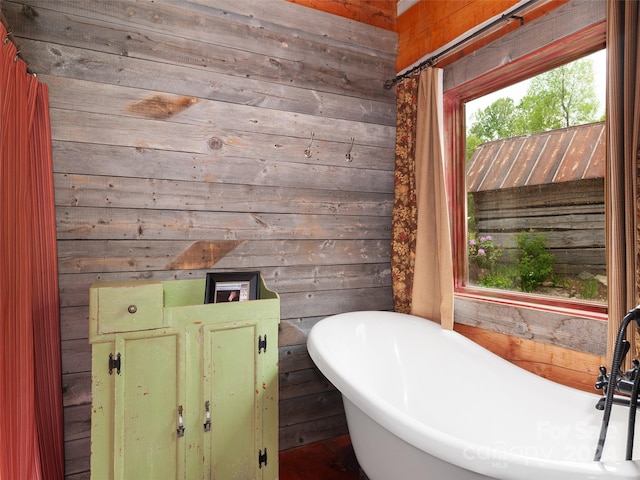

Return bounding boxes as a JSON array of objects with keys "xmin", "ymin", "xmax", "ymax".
[
  {"xmin": 208, "ymin": 137, "xmax": 223, "ymax": 150},
  {"xmin": 125, "ymin": 95, "xmax": 198, "ymax": 120},
  {"xmin": 21, "ymin": 5, "xmax": 39, "ymax": 18}
]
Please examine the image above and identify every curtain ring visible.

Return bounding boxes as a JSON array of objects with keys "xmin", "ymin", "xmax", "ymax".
[{"xmin": 3, "ymin": 37, "xmax": 9, "ymax": 44}]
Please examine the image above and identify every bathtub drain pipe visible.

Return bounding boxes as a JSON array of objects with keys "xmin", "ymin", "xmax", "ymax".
[{"xmin": 594, "ymin": 305, "xmax": 640, "ymax": 461}]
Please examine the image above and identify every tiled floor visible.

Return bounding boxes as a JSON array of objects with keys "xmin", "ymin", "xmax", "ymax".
[{"xmin": 279, "ymin": 435, "xmax": 362, "ymax": 480}]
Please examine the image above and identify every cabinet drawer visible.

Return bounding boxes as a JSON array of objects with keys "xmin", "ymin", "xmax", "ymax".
[{"xmin": 94, "ymin": 281, "xmax": 164, "ymax": 333}]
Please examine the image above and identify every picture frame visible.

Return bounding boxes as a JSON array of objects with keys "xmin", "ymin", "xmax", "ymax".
[{"xmin": 204, "ymin": 271, "xmax": 260, "ymax": 304}]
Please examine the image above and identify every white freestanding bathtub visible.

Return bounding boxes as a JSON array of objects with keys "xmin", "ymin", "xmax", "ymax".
[{"xmin": 307, "ymin": 311, "xmax": 640, "ymax": 480}]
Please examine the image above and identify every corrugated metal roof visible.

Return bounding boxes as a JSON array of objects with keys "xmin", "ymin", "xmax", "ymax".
[{"xmin": 466, "ymin": 121, "xmax": 605, "ymax": 192}]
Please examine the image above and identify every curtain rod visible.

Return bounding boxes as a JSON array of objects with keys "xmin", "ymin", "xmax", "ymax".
[
  {"xmin": 384, "ymin": 0, "xmax": 542, "ymax": 89},
  {"xmin": 1, "ymin": 11, "xmax": 34, "ymax": 73}
]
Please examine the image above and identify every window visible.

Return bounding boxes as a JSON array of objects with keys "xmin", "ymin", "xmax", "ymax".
[
  {"xmin": 443, "ymin": 19, "xmax": 607, "ymax": 320},
  {"xmin": 465, "ymin": 52, "xmax": 606, "ymax": 304}
]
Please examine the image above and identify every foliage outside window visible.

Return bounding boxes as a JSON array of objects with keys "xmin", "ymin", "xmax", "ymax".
[{"xmin": 464, "ymin": 52, "xmax": 607, "ymax": 305}]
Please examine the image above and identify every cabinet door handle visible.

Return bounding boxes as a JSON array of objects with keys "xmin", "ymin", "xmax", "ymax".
[
  {"xmin": 177, "ymin": 405, "xmax": 185, "ymax": 437},
  {"xmin": 203, "ymin": 400, "xmax": 211, "ymax": 432}
]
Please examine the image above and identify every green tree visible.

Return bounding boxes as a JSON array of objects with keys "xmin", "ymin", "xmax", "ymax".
[
  {"xmin": 517, "ymin": 58, "xmax": 599, "ymax": 133},
  {"xmin": 468, "ymin": 97, "xmax": 521, "ymax": 143},
  {"xmin": 466, "ymin": 57, "xmax": 601, "ymax": 155}
]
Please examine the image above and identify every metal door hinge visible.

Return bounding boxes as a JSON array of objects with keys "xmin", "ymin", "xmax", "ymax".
[
  {"xmin": 108, "ymin": 353, "xmax": 121, "ymax": 375},
  {"xmin": 258, "ymin": 335, "xmax": 267, "ymax": 354},
  {"xmin": 258, "ymin": 448, "xmax": 268, "ymax": 468}
]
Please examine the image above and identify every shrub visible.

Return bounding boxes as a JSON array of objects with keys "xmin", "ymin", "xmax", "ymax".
[
  {"xmin": 515, "ymin": 230, "xmax": 554, "ymax": 292},
  {"xmin": 478, "ymin": 265, "xmax": 516, "ymax": 290}
]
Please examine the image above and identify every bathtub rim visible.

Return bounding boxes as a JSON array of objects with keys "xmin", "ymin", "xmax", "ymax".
[{"xmin": 307, "ymin": 310, "xmax": 640, "ymax": 479}]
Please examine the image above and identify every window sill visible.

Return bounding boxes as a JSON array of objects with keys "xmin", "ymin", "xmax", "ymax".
[
  {"xmin": 453, "ymin": 289, "xmax": 608, "ymax": 356},
  {"xmin": 455, "ymin": 286, "xmax": 608, "ymax": 321}
]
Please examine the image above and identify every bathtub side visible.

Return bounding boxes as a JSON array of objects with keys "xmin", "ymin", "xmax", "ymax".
[{"xmin": 307, "ymin": 311, "xmax": 640, "ymax": 479}]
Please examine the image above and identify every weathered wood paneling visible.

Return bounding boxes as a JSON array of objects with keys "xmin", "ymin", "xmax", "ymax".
[
  {"xmin": 4, "ymin": 0, "xmax": 396, "ymax": 476},
  {"xmin": 454, "ymin": 296, "xmax": 607, "ymax": 357},
  {"xmin": 454, "ymin": 323, "xmax": 605, "ymax": 393}
]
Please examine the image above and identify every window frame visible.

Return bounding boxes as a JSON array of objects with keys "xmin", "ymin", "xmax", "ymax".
[{"xmin": 443, "ymin": 21, "xmax": 608, "ymax": 322}]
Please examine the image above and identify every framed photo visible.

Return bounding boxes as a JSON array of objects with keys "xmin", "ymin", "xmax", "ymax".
[{"xmin": 204, "ymin": 271, "xmax": 260, "ymax": 304}]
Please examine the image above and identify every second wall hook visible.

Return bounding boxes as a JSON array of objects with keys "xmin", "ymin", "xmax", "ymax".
[
  {"xmin": 345, "ymin": 137, "xmax": 355, "ymax": 162},
  {"xmin": 304, "ymin": 132, "xmax": 314, "ymax": 158}
]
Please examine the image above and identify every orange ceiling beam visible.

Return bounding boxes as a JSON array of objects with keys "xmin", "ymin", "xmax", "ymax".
[
  {"xmin": 397, "ymin": 0, "xmax": 569, "ymax": 72},
  {"xmin": 285, "ymin": 1, "xmax": 569, "ymax": 74},
  {"xmin": 286, "ymin": 0, "xmax": 397, "ymax": 32}
]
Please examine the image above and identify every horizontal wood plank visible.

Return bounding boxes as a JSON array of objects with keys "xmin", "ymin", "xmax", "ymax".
[
  {"xmin": 55, "ymin": 173, "xmax": 393, "ymax": 216},
  {"xmin": 279, "ymin": 390, "xmax": 345, "ymax": 427},
  {"xmin": 280, "ymin": 287, "xmax": 393, "ymax": 319},
  {"xmin": 454, "ymin": 296, "xmax": 607, "ymax": 356},
  {"xmin": 59, "ymin": 263, "xmax": 391, "ymax": 307},
  {"xmin": 279, "ymin": 344, "xmax": 316, "ymax": 374},
  {"xmin": 63, "ymin": 404, "xmax": 91, "ymax": 443},
  {"xmin": 44, "ymin": 76, "xmax": 396, "ymax": 149},
  {"xmin": 279, "ymin": 414, "xmax": 349, "ymax": 451},
  {"xmin": 52, "ymin": 142, "xmax": 394, "ymax": 194},
  {"xmin": 455, "ymin": 323, "xmax": 605, "ymax": 393},
  {"xmin": 25, "ymin": 41, "xmax": 395, "ymax": 125},
  {"xmin": 57, "ymin": 239, "xmax": 390, "ymax": 274},
  {"xmin": 5, "ymin": 1, "xmax": 395, "ymax": 101},
  {"xmin": 55, "ymin": 207, "xmax": 392, "ymax": 240}
]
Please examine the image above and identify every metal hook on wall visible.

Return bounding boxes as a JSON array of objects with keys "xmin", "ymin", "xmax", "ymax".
[
  {"xmin": 304, "ymin": 132, "xmax": 314, "ymax": 158},
  {"xmin": 345, "ymin": 137, "xmax": 354, "ymax": 162}
]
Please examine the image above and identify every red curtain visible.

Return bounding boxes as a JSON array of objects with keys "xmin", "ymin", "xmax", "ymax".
[{"xmin": 0, "ymin": 23, "xmax": 64, "ymax": 480}]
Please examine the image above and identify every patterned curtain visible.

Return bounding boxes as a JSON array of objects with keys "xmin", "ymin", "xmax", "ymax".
[
  {"xmin": 391, "ymin": 77, "xmax": 419, "ymax": 314},
  {"xmin": 0, "ymin": 21, "xmax": 64, "ymax": 479},
  {"xmin": 391, "ymin": 68, "xmax": 454, "ymax": 328}
]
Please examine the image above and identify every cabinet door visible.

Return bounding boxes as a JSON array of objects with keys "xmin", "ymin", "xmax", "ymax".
[
  {"xmin": 113, "ymin": 330, "xmax": 185, "ymax": 480},
  {"xmin": 199, "ymin": 318, "xmax": 279, "ymax": 480},
  {"xmin": 201, "ymin": 322, "xmax": 269, "ymax": 480}
]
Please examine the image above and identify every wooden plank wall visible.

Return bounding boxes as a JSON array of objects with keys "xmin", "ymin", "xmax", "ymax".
[
  {"xmin": 2, "ymin": 1, "xmax": 397, "ymax": 477},
  {"xmin": 454, "ymin": 324, "xmax": 605, "ymax": 393}
]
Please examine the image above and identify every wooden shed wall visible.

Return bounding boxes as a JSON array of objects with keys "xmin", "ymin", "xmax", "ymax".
[
  {"xmin": 2, "ymin": 1, "xmax": 397, "ymax": 477},
  {"xmin": 472, "ymin": 178, "xmax": 606, "ymax": 276}
]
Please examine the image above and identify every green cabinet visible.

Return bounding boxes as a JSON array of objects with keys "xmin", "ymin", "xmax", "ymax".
[{"xmin": 89, "ymin": 278, "xmax": 279, "ymax": 480}]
